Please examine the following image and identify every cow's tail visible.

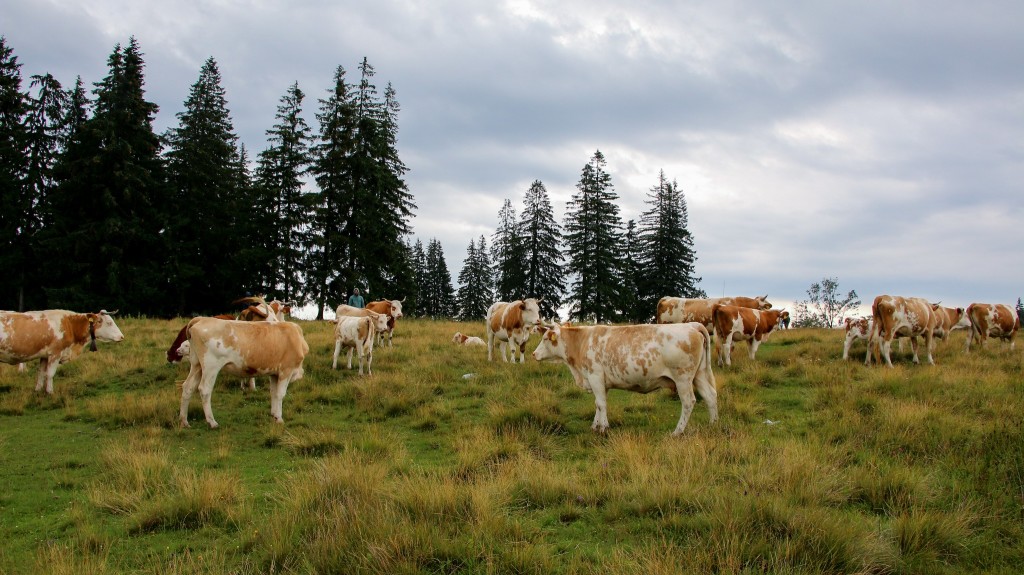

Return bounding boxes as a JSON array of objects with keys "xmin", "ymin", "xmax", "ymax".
[{"xmin": 697, "ymin": 323, "xmax": 716, "ymax": 388}]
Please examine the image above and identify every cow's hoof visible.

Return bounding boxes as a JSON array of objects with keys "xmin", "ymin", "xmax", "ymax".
[
  {"xmin": 207, "ymin": 421, "xmax": 219, "ymax": 429},
  {"xmin": 180, "ymin": 419, "xmax": 190, "ymax": 428}
]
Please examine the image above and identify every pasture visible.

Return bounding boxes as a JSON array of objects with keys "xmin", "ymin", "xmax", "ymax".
[{"xmin": 1, "ymin": 317, "xmax": 1022, "ymax": 574}]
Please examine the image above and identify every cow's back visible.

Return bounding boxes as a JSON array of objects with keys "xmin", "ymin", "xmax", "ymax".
[
  {"xmin": 0, "ymin": 310, "xmax": 77, "ymax": 361},
  {"xmin": 189, "ymin": 319, "xmax": 308, "ymax": 372}
]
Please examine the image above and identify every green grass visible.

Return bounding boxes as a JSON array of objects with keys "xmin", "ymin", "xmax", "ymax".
[{"xmin": 1, "ymin": 320, "xmax": 1023, "ymax": 574}]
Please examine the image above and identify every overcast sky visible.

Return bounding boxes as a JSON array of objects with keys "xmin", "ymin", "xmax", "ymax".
[{"xmin": 7, "ymin": 1, "xmax": 1023, "ymax": 312}]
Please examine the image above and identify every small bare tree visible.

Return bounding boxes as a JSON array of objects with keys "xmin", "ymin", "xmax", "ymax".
[{"xmin": 794, "ymin": 277, "xmax": 860, "ymax": 328}]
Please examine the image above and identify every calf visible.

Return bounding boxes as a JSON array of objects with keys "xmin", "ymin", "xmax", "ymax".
[
  {"xmin": 0, "ymin": 309, "xmax": 124, "ymax": 394},
  {"xmin": 711, "ymin": 305, "xmax": 785, "ymax": 367},
  {"xmin": 964, "ymin": 303, "xmax": 1019, "ymax": 351},
  {"xmin": 486, "ymin": 298, "xmax": 542, "ymax": 363},
  {"xmin": 532, "ymin": 322, "xmax": 717, "ymax": 435},
  {"xmin": 332, "ymin": 313, "xmax": 388, "ymax": 375},
  {"xmin": 842, "ymin": 317, "xmax": 872, "ymax": 360},
  {"xmin": 452, "ymin": 332, "xmax": 486, "ymax": 346},
  {"xmin": 867, "ymin": 295, "xmax": 940, "ymax": 367},
  {"xmin": 179, "ymin": 318, "xmax": 309, "ymax": 428}
]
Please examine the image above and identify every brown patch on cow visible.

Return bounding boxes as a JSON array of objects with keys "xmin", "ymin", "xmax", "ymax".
[
  {"xmin": 1, "ymin": 314, "xmax": 56, "ymax": 357},
  {"xmin": 503, "ymin": 301, "xmax": 525, "ymax": 331}
]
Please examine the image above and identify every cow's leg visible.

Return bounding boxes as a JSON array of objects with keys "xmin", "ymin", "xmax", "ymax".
[
  {"xmin": 332, "ymin": 338, "xmax": 342, "ymax": 369},
  {"xmin": 365, "ymin": 343, "xmax": 374, "ymax": 375},
  {"xmin": 693, "ymin": 368, "xmax": 719, "ymax": 424},
  {"xmin": 590, "ymin": 381, "xmax": 610, "ymax": 433},
  {"xmin": 41, "ymin": 356, "xmax": 62, "ymax": 394},
  {"xmin": 500, "ymin": 341, "xmax": 510, "ymax": 362},
  {"xmin": 34, "ymin": 357, "xmax": 49, "ymax": 392},
  {"xmin": 518, "ymin": 340, "xmax": 528, "ymax": 363},
  {"xmin": 179, "ymin": 363, "xmax": 203, "ymax": 428},
  {"xmin": 924, "ymin": 332, "xmax": 935, "ymax": 365},
  {"xmin": 347, "ymin": 347, "xmax": 355, "ymax": 370},
  {"xmin": 198, "ymin": 368, "xmax": 221, "ymax": 429},
  {"xmin": 880, "ymin": 336, "xmax": 895, "ymax": 367},
  {"xmin": 748, "ymin": 338, "xmax": 761, "ymax": 360},
  {"xmin": 356, "ymin": 344, "xmax": 364, "ymax": 375},
  {"xmin": 672, "ymin": 377, "xmax": 696, "ymax": 436},
  {"xmin": 908, "ymin": 337, "xmax": 921, "ymax": 364},
  {"xmin": 723, "ymin": 334, "xmax": 735, "ymax": 367},
  {"xmin": 843, "ymin": 336, "xmax": 852, "ymax": 360},
  {"xmin": 269, "ymin": 374, "xmax": 289, "ymax": 423},
  {"xmin": 487, "ymin": 331, "xmax": 494, "ymax": 361}
]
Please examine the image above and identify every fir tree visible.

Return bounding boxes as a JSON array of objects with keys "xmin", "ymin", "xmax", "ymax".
[
  {"xmin": 408, "ymin": 238, "xmax": 428, "ymax": 317},
  {"xmin": 420, "ymin": 238, "xmax": 455, "ymax": 318},
  {"xmin": 309, "ymin": 65, "xmax": 358, "ymax": 318},
  {"xmin": 519, "ymin": 180, "xmax": 564, "ymax": 319},
  {"xmin": 0, "ymin": 37, "xmax": 29, "ymax": 310},
  {"xmin": 621, "ymin": 219, "xmax": 647, "ymax": 322},
  {"xmin": 456, "ymin": 235, "xmax": 494, "ymax": 321},
  {"xmin": 44, "ymin": 37, "xmax": 170, "ymax": 314},
  {"xmin": 564, "ymin": 150, "xmax": 625, "ymax": 322},
  {"xmin": 636, "ymin": 170, "xmax": 704, "ymax": 316},
  {"xmin": 253, "ymin": 81, "xmax": 313, "ymax": 302},
  {"xmin": 491, "ymin": 199, "xmax": 526, "ymax": 301},
  {"xmin": 164, "ymin": 57, "xmax": 248, "ymax": 314}
]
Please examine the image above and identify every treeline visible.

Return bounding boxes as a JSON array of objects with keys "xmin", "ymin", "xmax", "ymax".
[
  {"xmin": 421, "ymin": 151, "xmax": 705, "ymax": 323},
  {"xmin": 1, "ymin": 35, "xmax": 704, "ymax": 322},
  {"xmin": 0, "ymin": 36, "xmax": 415, "ymax": 317}
]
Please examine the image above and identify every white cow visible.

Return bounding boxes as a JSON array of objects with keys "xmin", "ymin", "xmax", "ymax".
[
  {"xmin": 179, "ymin": 318, "xmax": 309, "ymax": 428},
  {"xmin": 452, "ymin": 332, "xmax": 486, "ymax": 346},
  {"xmin": 332, "ymin": 313, "xmax": 388, "ymax": 375},
  {"xmin": 532, "ymin": 322, "xmax": 717, "ymax": 435},
  {"xmin": 0, "ymin": 309, "xmax": 124, "ymax": 394}
]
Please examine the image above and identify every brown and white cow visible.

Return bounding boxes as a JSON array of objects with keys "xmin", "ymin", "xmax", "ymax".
[
  {"xmin": 332, "ymin": 313, "xmax": 389, "ymax": 375},
  {"xmin": 532, "ymin": 322, "xmax": 717, "ymax": 435},
  {"xmin": 486, "ymin": 298, "xmax": 542, "ymax": 363},
  {"xmin": 657, "ymin": 295, "xmax": 772, "ymax": 331},
  {"xmin": 711, "ymin": 305, "xmax": 785, "ymax": 367},
  {"xmin": 233, "ymin": 296, "xmax": 291, "ymax": 322},
  {"xmin": 867, "ymin": 295, "xmax": 940, "ymax": 367},
  {"xmin": 452, "ymin": 332, "xmax": 486, "ymax": 346},
  {"xmin": 0, "ymin": 310, "xmax": 124, "ymax": 394},
  {"xmin": 964, "ymin": 303, "xmax": 1019, "ymax": 352},
  {"xmin": 932, "ymin": 306, "xmax": 969, "ymax": 342},
  {"xmin": 365, "ymin": 299, "xmax": 404, "ymax": 348},
  {"xmin": 179, "ymin": 318, "xmax": 309, "ymax": 428},
  {"xmin": 842, "ymin": 317, "xmax": 873, "ymax": 360}
]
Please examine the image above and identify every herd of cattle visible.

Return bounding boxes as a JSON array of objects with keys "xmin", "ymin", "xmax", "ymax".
[{"xmin": 0, "ymin": 293, "xmax": 1018, "ymax": 435}]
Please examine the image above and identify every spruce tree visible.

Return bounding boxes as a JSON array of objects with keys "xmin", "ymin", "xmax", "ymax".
[
  {"xmin": 621, "ymin": 219, "xmax": 647, "ymax": 322},
  {"xmin": 408, "ymin": 238, "xmax": 428, "ymax": 317},
  {"xmin": 18, "ymin": 73, "xmax": 69, "ymax": 310},
  {"xmin": 309, "ymin": 65, "xmax": 358, "ymax": 317},
  {"xmin": 253, "ymin": 82, "xmax": 313, "ymax": 302},
  {"xmin": 164, "ymin": 57, "xmax": 247, "ymax": 314},
  {"xmin": 421, "ymin": 238, "xmax": 455, "ymax": 319},
  {"xmin": 491, "ymin": 199, "xmax": 526, "ymax": 302},
  {"xmin": 0, "ymin": 37, "xmax": 29, "ymax": 310},
  {"xmin": 44, "ymin": 37, "xmax": 170, "ymax": 314},
  {"xmin": 636, "ymin": 171, "xmax": 704, "ymax": 315},
  {"xmin": 519, "ymin": 180, "xmax": 564, "ymax": 319},
  {"xmin": 456, "ymin": 235, "xmax": 494, "ymax": 321},
  {"xmin": 564, "ymin": 150, "xmax": 625, "ymax": 322}
]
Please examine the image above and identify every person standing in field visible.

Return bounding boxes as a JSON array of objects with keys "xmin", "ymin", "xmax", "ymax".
[{"xmin": 348, "ymin": 288, "xmax": 365, "ymax": 309}]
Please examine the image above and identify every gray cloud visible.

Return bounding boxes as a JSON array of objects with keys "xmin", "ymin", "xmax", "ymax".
[{"xmin": 7, "ymin": 0, "xmax": 1023, "ymax": 308}]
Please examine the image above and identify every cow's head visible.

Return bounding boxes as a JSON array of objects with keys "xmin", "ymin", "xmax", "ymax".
[
  {"xmin": 368, "ymin": 311, "xmax": 390, "ymax": 332},
  {"xmin": 89, "ymin": 310, "xmax": 125, "ymax": 349},
  {"xmin": 521, "ymin": 298, "xmax": 542, "ymax": 327},
  {"xmin": 389, "ymin": 300, "xmax": 404, "ymax": 319},
  {"xmin": 531, "ymin": 321, "xmax": 564, "ymax": 362},
  {"xmin": 452, "ymin": 332, "xmax": 465, "ymax": 343},
  {"xmin": 757, "ymin": 295, "xmax": 772, "ymax": 310}
]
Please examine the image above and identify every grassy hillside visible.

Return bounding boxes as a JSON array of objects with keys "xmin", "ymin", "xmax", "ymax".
[{"xmin": 1, "ymin": 317, "xmax": 1022, "ymax": 574}]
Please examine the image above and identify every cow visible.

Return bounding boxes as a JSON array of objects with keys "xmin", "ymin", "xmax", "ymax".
[
  {"xmin": 166, "ymin": 314, "xmax": 235, "ymax": 364},
  {"xmin": 365, "ymin": 299, "xmax": 404, "ymax": 348},
  {"xmin": 454, "ymin": 331, "xmax": 485, "ymax": 343},
  {"xmin": 932, "ymin": 306, "xmax": 970, "ymax": 342},
  {"xmin": 656, "ymin": 295, "xmax": 772, "ymax": 332},
  {"xmin": 866, "ymin": 295, "xmax": 940, "ymax": 367},
  {"xmin": 332, "ymin": 313, "xmax": 389, "ymax": 375},
  {"xmin": 234, "ymin": 296, "xmax": 292, "ymax": 322},
  {"xmin": 531, "ymin": 321, "xmax": 717, "ymax": 435},
  {"xmin": 711, "ymin": 305, "xmax": 785, "ymax": 367},
  {"xmin": 842, "ymin": 317, "xmax": 872, "ymax": 360},
  {"xmin": 178, "ymin": 318, "xmax": 309, "ymax": 428},
  {"xmin": 964, "ymin": 303, "xmax": 1019, "ymax": 352},
  {"xmin": 0, "ymin": 309, "xmax": 124, "ymax": 394},
  {"xmin": 486, "ymin": 298, "xmax": 542, "ymax": 363}
]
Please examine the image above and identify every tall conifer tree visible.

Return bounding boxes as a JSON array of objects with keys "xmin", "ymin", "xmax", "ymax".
[
  {"xmin": 254, "ymin": 82, "xmax": 312, "ymax": 302},
  {"xmin": 564, "ymin": 150, "xmax": 624, "ymax": 322},
  {"xmin": 0, "ymin": 37, "xmax": 29, "ymax": 309},
  {"xmin": 519, "ymin": 180, "xmax": 564, "ymax": 319},
  {"xmin": 164, "ymin": 57, "xmax": 248, "ymax": 314},
  {"xmin": 420, "ymin": 238, "xmax": 455, "ymax": 318},
  {"xmin": 637, "ymin": 170, "xmax": 704, "ymax": 311},
  {"xmin": 409, "ymin": 238, "xmax": 427, "ymax": 317},
  {"xmin": 491, "ymin": 199, "xmax": 525, "ymax": 302},
  {"xmin": 45, "ymin": 37, "xmax": 169, "ymax": 314},
  {"xmin": 456, "ymin": 235, "xmax": 494, "ymax": 321}
]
